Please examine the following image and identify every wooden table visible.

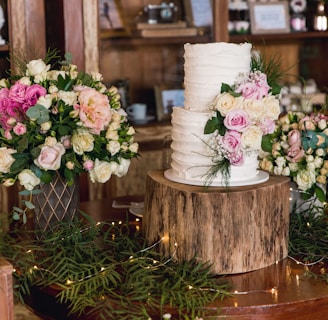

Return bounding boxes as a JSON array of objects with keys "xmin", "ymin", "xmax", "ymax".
[{"xmin": 25, "ymin": 197, "xmax": 328, "ymax": 319}]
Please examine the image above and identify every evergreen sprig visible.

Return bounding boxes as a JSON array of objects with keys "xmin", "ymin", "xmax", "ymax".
[{"xmin": 0, "ymin": 215, "xmax": 231, "ymax": 319}]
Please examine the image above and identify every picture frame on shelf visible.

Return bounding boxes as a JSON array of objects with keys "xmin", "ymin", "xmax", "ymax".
[
  {"xmin": 183, "ymin": 0, "xmax": 213, "ymax": 28},
  {"xmin": 249, "ymin": 1, "xmax": 290, "ymax": 34},
  {"xmin": 98, "ymin": 0, "xmax": 130, "ymax": 38},
  {"xmin": 155, "ymin": 86, "xmax": 184, "ymax": 121}
]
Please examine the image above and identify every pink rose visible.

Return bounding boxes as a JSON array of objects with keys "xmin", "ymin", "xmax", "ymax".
[
  {"xmin": 236, "ymin": 71, "xmax": 270, "ymax": 100},
  {"xmin": 287, "ymin": 129, "xmax": 301, "ymax": 148},
  {"xmin": 224, "ymin": 109, "xmax": 251, "ymax": 132},
  {"xmin": 34, "ymin": 143, "xmax": 65, "ymax": 170},
  {"xmin": 259, "ymin": 118, "xmax": 276, "ymax": 135},
  {"xmin": 298, "ymin": 116, "xmax": 316, "ymax": 131},
  {"xmin": 221, "ymin": 130, "xmax": 242, "ymax": 153},
  {"xmin": 75, "ymin": 87, "xmax": 111, "ymax": 134},
  {"xmin": 83, "ymin": 159, "xmax": 94, "ymax": 171},
  {"xmin": 13, "ymin": 123, "xmax": 26, "ymax": 135},
  {"xmin": 286, "ymin": 145, "xmax": 304, "ymax": 163}
]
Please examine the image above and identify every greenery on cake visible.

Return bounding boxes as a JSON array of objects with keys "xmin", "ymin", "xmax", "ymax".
[{"xmin": 203, "ymin": 50, "xmax": 282, "ymax": 186}]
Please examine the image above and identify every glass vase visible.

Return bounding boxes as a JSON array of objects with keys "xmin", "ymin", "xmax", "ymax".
[{"xmin": 33, "ymin": 172, "xmax": 80, "ymax": 233}]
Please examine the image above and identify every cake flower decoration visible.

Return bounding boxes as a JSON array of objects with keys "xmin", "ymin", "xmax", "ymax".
[{"xmin": 204, "ymin": 51, "xmax": 282, "ymax": 186}]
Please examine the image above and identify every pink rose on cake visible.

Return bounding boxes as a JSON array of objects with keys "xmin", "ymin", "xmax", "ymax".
[{"xmin": 224, "ymin": 109, "xmax": 251, "ymax": 132}]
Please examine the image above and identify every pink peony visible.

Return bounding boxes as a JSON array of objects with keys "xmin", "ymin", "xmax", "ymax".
[
  {"xmin": 221, "ymin": 130, "xmax": 242, "ymax": 154},
  {"xmin": 75, "ymin": 87, "xmax": 111, "ymax": 134},
  {"xmin": 22, "ymin": 84, "xmax": 47, "ymax": 111},
  {"xmin": 224, "ymin": 109, "xmax": 251, "ymax": 132},
  {"xmin": 236, "ymin": 71, "xmax": 270, "ymax": 100},
  {"xmin": 8, "ymin": 82, "xmax": 28, "ymax": 104}
]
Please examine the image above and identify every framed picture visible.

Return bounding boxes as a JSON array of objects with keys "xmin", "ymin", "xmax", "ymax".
[
  {"xmin": 98, "ymin": 0, "xmax": 129, "ymax": 38},
  {"xmin": 183, "ymin": 0, "xmax": 213, "ymax": 28},
  {"xmin": 249, "ymin": 1, "xmax": 290, "ymax": 34},
  {"xmin": 155, "ymin": 86, "xmax": 184, "ymax": 121}
]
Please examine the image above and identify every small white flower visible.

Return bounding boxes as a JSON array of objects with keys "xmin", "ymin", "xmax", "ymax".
[
  {"xmin": 162, "ymin": 313, "xmax": 171, "ymax": 319},
  {"xmin": 316, "ymin": 148, "xmax": 325, "ymax": 157},
  {"xmin": 314, "ymin": 157, "xmax": 323, "ymax": 168},
  {"xmin": 318, "ymin": 119, "xmax": 327, "ymax": 130},
  {"xmin": 306, "ymin": 155, "xmax": 314, "ymax": 163},
  {"xmin": 275, "ymin": 156, "xmax": 286, "ymax": 168}
]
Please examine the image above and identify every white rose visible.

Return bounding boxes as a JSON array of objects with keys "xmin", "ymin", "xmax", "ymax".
[
  {"xmin": 262, "ymin": 96, "xmax": 281, "ymax": 120},
  {"xmin": 282, "ymin": 167, "xmax": 290, "ymax": 176},
  {"xmin": 38, "ymin": 94, "xmax": 53, "ymax": 109},
  {"xmin": 34, "ymin": 74, "xmax": 47, "ymax": 83},
  {"xmin": 275, "ymin": 156, "xmax": 286, "ymax": 168},
  {"xmin": 307, "ymin": 162, "xmax": 316, "ymax": 171},
  {"xmin": 108, "ymin": 122, "xmax": 120, "ymax": 131},
  {"xmin": 288, "ymin": 162, "xmax": 299, "ymax": 172},
  {"xmin": 18, "ymin": 77, "xmax": 31, "ymax": 85},
  {"xmin": 209, "ymin": 92, "xmax": 243, "ymax": 116},
  {"xmin": 26, "ymin": 59, "xmax": 50, "ymax": 77},
  {"xmin": 46, "ymin": 70, "xmax": 65, "ymax": 81},
  {"xmin": 107, "ymin": 140, "xmax": 121, "ymax": 155},
  {"xmin": 259, "ymin": 158, "xmax": 273, "ymax": 172},
  {"xmin": 111, "ymin": 113, "xmax": 121, "ymax": 123},
  {"xmin": 306, "ymin": 155, "xmax": 314, "ymax": 162},
  {"xmin": 314, "ymin": 157, "xmax": 323, "ymax": 168},
  {"xmin": 129, "ymin": 142, "xmax": 139, "ymax": 153},
  {"xmin": 18, "ymin": 169, "xmax": 41, "ymax": 190},
  {"xmin": 0, "ymin": 78, "xmax": 8, "ymax": 87},
  {"xmin": 241, "ymin": 126, "xmax": 263, "ymax": 149},
  {"xmin": 71, "ymin": 129, "xmax": 95, "ymax": 155},
  {"xmin": 48, "ymin": 85, "xmax": 59, "ymax": 93},
  {"xmin": 106, "ymin": 129, "xmax": 119, "ymax": 141},
  {"xmin": 114, "ymin": 158, "xmax": 130, "ymax": 177},
  {"xmin": 295, "ymin": 169, "xmax": 316, "ymax": 191},
  {"xmin": 318, "ymin": 119, "xmax": 327, "ymax": 130},
  {"xmin": 243, "ymin": 98, "xmax": 265, "ymax": 121},
  {"xmin": 58, "ymin": 90, "xmax": 77, "ymax": 106},
  {"xmin": 3, "ymin": 178, "xmax": 15, "ymax": 187},
  {"xmin": 127, "ymin": 126, "xmax": 135, "ymax": 135},
  {"xmin": 45, "ymin": 136, "xmax": 57, "ymax": 147},
  {"xmin": 91, "ymin": 71, "xmax": 103, "ymax": 81},
  {"xmin": 89, "ymin": 159, "xmax": 112, "ymax": 183},
  {"xmin": 274, "ymin": 166, "xmax": 283, "ymax": 175},
  {"xmin": 316, "ymin": 148, "xmax": 324, "ymax": 157},
  {"xmin": 40, "ymin": 121, "xmax": 52, "ymax": 132},
  {"xmin": 0, "ymin": 147, "xmax": 16, "ymax": 173}
]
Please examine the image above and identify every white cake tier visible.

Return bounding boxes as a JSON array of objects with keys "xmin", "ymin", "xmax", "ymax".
[
  {"xmin": 183, "ymin": 42, "xmax": 252, "ymax": 111},
  {"xmin": 169, "ymin": 107, "xmax": 260, "ymax": 185}
]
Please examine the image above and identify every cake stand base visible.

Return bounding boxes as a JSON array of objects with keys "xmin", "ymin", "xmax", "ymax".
[{"xmin": 143, "ymin": 170, "xmax": 290, "ymax": 274}]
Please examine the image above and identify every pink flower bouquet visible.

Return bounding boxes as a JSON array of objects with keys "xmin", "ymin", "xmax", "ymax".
[{"xmin": 0, "ymin": 52, "xmax": 139, "ymax": 214}]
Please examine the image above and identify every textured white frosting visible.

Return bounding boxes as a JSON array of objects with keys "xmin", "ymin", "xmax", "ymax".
[
  {"xmin": 184, "ymin": 42, "xmax": 252, "ymax": 111},
  {"xmin": 168, "ymin": 42, "xmax": 260, "ymax": 185},
  {"xmin": 170, "ymin": 107, "xmax": 258, "ymax": 183}
]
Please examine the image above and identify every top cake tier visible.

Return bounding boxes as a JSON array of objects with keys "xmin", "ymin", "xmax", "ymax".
[{"xmin": 183, "ymin": 42, "xmax": 252, "ymax": 112}]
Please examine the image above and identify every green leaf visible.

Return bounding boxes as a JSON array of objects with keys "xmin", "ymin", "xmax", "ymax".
[
  {"xmin": 19, "ymin": 189, "xmax": 33, "ymax": 196},
  {"xmin": 26, "ymin": 104, "xmax": 50, "ymax": 124},
  {"xmin": 40, "ymin": 171, "xmax": 54, "ymax": 184},
  {"xmin": 261, "ymin": 134, "xmax": 273, "ymax": 153},
  {"xmin": 22, "ymin": 212, "xmax": 27, "ymax": 224},
  {"xmin": 12, "ymin": 212, "xmax": 20, "ymax": 220},
  {"xmin": 204, "ymin": 111, "xmax": 226, "ymax": 136},
  {"xmin": 221, "ymin": 83, "xmax": 232, "ymax": 93},
  {"xmin": 315, "ymin": 185, "xmax": 326, "ymax": 203},
  {"xmin": 58, "ymin": 125, "xmax": 72, "ymax": 136},
  {"xmin": 17, "ymin": 135, "xmax": 29, "ymax": 153},
  {"xmin": 24, "ymin": 200, "xmax": 35, "ymax": 210},
  {"xmin": 13, "ymin": 206, "xmax": 23, "ymax": 213},
  {"xmin": 10, "ymin": 155, "xmax": 30, "ymax": 174}
]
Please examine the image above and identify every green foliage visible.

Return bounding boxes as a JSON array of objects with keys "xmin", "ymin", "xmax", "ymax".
[
  {"xmin": 204, "ymin": 111, "xmax": 226, "ymax": 136},
  {"xmin": 0, "ymin": 216, "xmax": 231, "ymax": 319}
]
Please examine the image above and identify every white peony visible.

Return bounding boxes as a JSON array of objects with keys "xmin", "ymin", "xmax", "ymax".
[{"xmin": 18, "ymin": 169, "xmax": 41, "ymax": 190}]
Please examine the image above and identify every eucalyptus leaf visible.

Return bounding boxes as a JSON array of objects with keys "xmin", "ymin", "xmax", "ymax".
[
  {"xmin": 24, "ymin": 200, "xmax": 35, "ymax": 209},
  {"xmin": 13, "ymin": 206, "xmax": 23, "ymax": 213},
  {"xmin": 12, "ymin": 212, "xmax": 20, "ymax": 220},
  {"xmin": 26, "ymin": 104, "xmax": 50, "ymax": 124}
]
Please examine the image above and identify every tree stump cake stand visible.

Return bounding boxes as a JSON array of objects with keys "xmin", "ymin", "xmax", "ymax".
[{"xmin": 143, "ymin": 170, "xmax": 290, "ymax": 274}]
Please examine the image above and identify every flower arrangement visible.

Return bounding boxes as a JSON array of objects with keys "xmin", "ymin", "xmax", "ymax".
[
  {"xmin": 260, "ymin": 111, "xmax": 328, "ymax": 202},
  {"xmin": 203, "ymin": 51, "xmax": 282, "ymax": 185},
  {"xmin": 0, "ymin": 51, "xmax": 138, "ymax": 217}
]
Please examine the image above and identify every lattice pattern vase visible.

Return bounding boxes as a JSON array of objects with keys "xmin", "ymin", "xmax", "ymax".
[{"xmin": 33, "ymin": 172, "xmax": 80, "ymax": 232}]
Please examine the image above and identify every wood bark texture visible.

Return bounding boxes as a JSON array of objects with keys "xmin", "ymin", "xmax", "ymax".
[{"xmin": 143, "ymin": 170, "xmax": 290, "ymax": 274}]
